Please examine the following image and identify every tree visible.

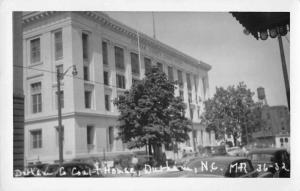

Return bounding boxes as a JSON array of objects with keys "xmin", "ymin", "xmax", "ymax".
[
  {"xmin": 201, "ymin": 82, "xmax": 263, "ymax": 146},
  {"xmin": 114, "ymin": 66, "xmax": 191, "ymax": 164}
]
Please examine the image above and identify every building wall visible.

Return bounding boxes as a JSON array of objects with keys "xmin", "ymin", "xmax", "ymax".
[{"xmin": 23, "ymin": 12, "xmax": 213, "ymax": 164}]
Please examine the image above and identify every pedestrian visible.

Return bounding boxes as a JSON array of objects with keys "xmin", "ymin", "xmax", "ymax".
[{"xmin": 131, "ymin": 155, "xmax": 139, "ymax": 177}]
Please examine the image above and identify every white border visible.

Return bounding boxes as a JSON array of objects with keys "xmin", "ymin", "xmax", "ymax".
[{"xmin": 1, "ymin": 0, "xmax": 300, "ymax": 191}]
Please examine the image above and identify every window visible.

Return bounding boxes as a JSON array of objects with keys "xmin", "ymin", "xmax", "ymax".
[
  {"xmin": 84, "ymin": 66, "xmax": 89, "ymax": 81},
  {"xmin": 177, "ymin": 70, "xmax": 183, "ymax": 88},
  {"xmin": 87, "ymin": 126, "xmax": 95, "ymax": 145},
  {"xmin": 188, "ymin": 92, "xmax": 192, "ymax": 103},
  {"xmin": 30, "ymin": 130, "xmax": 42, "ymax": 149},
  {"xmin": 179, "ymin": 90, "xmax": 184, "ymax": 99},
  {"xmin": 131, "ymin": 52, "xmax": 140, "ymax": 74},
  {"xmin": 84, "ymin": 91, "xmax": 92, "ymax": 108},
  {"xmin": 103, "ymin": 71, "xmax": 109, "ymax": 85},
  {"xmin": 144, "ymin": 57, "xmax": 152, "ymax": 74},
  {"xmin": 54, "ymin": 31, "xmax": 63, "ymax": 60},
  {"xmin": 116, "ymin": 74, "xmax": 126, "ymax": 89},
  {"xmin": 55, "ymin": 91, "xmax": 64, "ymax": 109},
  {"xmin": 102, "ymin": 41, "xmax": 108, "ymax": 66},
  {"xmin": 82, "ymin": 33, "xmax": 89, "ymax": 61},
  {"xmin": 55, "ymin": 126, "xmax": 64, "ymax": 146},
  {"xmin": 115, "ymin": 46, "xmax": 124, "ymax": 70},
  {"xmin": 168, "ymin": 66, "xmax": 173, "ymax": 81},
  {"xmin": 157, "ymin": 62, "xmax": 163, "ymax": 71},
  {"xmin": 31, "ymin": 82, "xmax": 42, "ymax": 113},
  {"xmin": 105, "ymin": 94, "xmax": 110, "ymax": 111},
  {"xmin": 30, "ymin": 38, "xmax": 41, "ymax": 64},
  {"xmin": 108, "ymin": 126, "xmax": 114, "ymax": 151},
  {"xmin": 190, "ymin": 108, "xmax": 194, "ymax": 120},
  {"xmin": 186, "ymin": 73, "xmax": 192, "ymax": 90}
]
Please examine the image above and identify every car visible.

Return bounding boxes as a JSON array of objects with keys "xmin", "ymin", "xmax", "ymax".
[
  {"xmin": 143, "ymin": 156, "xmax": 259, "ymax": 178},
  {"xmin": 226, "ymin": 147, "xmax": 246, "ymax": 157},
  {"xmin": 43, "ymin": 162, "xmax": 103, "ymax": 177},
  {"xmin": 247, "ymin": 148, "xmax": 290, "ymax": 177}
]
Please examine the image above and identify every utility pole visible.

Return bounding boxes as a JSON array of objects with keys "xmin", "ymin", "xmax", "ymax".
[{"xmin": 56, "ymin": 65, "xmax": 77, "ymax": 165}]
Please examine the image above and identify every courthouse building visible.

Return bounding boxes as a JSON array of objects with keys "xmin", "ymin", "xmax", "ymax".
[{"xmin": 22, "ymin": 11, "xmax": 215, "ymax": 165}]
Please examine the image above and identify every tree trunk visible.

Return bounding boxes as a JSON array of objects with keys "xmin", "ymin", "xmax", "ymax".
[{"xmin": 152, "ymin": 143, "xmax": 163, "ymax": 166}]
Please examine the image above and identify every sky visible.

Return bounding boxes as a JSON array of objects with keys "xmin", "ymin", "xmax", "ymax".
[{"xmin": 106, "ymin": 12, "xmax": 290, "ymax": 107}]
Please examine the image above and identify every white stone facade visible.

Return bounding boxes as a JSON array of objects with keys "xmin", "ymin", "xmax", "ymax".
[{"xmin": 23, "ymin": 11, "xmax": 215, "ymax": 165}]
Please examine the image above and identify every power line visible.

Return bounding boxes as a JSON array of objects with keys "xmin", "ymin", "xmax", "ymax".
[{"xmin": 13, "ymin": 64, "xmax": 134, "ymax": 89}]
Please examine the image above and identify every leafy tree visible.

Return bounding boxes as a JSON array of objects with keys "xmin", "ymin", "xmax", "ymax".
[
  {"xmin": 201, "ymin": 82, "xmax": 263, "ymax": 146},
  {"xmin": 114, "ymin": 66, "xmax": 191, "ymax": 164}
]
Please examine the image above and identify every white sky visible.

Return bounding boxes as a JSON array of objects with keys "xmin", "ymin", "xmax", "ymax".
[{"xmin": 107, "ymin": 12, "xmax": 290, "ymax": 107}]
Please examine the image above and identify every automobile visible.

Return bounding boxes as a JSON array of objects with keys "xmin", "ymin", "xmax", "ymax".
[
  {"xmin": 143, "ymin": 156, "xmax": 259, "ymax": 178},
  {"xmin": 226, "ymin": 147, "xmax": 246, "ymax": 157},
  {"xmin": 200, "ymin": 145, "xmax": 227, "ymax": 156},
  {"xmin": 43, "ymin": 162, "xmax": 103, "ymax": 177},
  {"xmin": 247, "ymin": 148, "xmax": 290, "ymax": 177}
]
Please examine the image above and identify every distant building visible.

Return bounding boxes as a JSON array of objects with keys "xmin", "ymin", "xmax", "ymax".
[
  {"xmin": 22, "ymin": 11, "xmax": 215, "ymax": 165},
  {"xmin": 13, "ymin": 12, "xmax": 24, "ymax": 170},
  {"xmin": 252, "ymin": 105, "xmax": 290, "ymax": 150}
]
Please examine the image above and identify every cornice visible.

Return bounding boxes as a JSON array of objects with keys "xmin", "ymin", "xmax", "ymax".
[{"xmin": 22, "ymin": 11, "xmax": 211, "ymax": 71}]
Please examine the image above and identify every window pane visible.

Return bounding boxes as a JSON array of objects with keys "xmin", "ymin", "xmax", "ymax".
[
  {"xmin": 85, "ymin": 91, "xmax": 91, "ymax": 108},
  {"xmin": 186, "ymin": 73, "xmax": 192, "ymax": 90},
  {"xmin": 30, "ymin": 38, "xmax": 41, "ymax": 63},
  {"xmin": 144, "ymin": 57, "xmax": 151, "ymax": 74},
  {"xmin": 105, "ymin": 94, "xmax": 110, "ymax": 111},
  {"xmin": 82, "ymin": 33, "xmax": 89, "ymax": 60},
  {"xmin": 55, "ymin": 31, "xmax": 63, "ymax": 60},
  {"xmin": 87, "ymin": 126, "xmax": 94, "ymax": 145},
  {"xmin": 84, "ymin": 66, "xmax": 89, "ymax": 81},
  {"xmin": 31, "ymin": 130, "xmax": 42, "ymax": 148},
  {"xmin": 168, "ymin": 66, "xmax": 173, "ymax": 81},
  {"xmin": 104, "ymin": 71, "xmax": 109, "ymax": 85},
  {"xmin": 131, "ymin": 52, "xmax": 140, "ymax": 74},
  {"xmin": 115, "ymin": 46, "xmax": 124, "ymax": 70},
  {"xmin": 102, "ymin": 41, "xmax": 108, "ymax": 65},
  {"xmin": 177, "ymin": 70, "xmax": 183, "ymax": 88},
  {"xmin": 116, "ymin": 74, "xmax": 125, "ymax": 89}
]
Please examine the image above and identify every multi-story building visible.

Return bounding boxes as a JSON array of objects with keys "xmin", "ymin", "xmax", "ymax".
[
  {"xmin": 22, "ymin": 11, "xmax": 214, "ymax": 165},
  {"xmin": 252, "ymin": 105, "xmax": 290, "ymax": 150}
]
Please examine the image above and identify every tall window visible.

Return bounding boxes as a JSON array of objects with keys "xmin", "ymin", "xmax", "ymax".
[
  {"xmin": 144, "ymin": 57, "xmax": 151, "ymax": 74},
  {"xmin": 55, "ymin": 126, "xmax": 64, "ymax": 146},
  {"xmin": 56, "ymin": 91, "xmax": 64, "ymax": 109},
  {"xmin": 131, "ymin": 52, "xmax": 140, "ymax": 74},
  {"xmin": 31, "ymin": 82, "xmax": 42, "ymax": 113},
  {"xmin": 168, "ymin": 66, "xmax": 174, "ymax": 82},
  {"xmin": 82, "ymin": 33, "xmax": 89, "ymax": 61},
  {"xmin": 115, "ymin": 46, "xmax": 124, "ymax": 70},
  {"xmin": 84, "ymin": 66, "xmax": 89, "ymax": 81},
  {"xmin": 87, "ymin": 126, "xmax": 95, "ymax": 145},
  {"xmin": 30, "ymin": 130, "xmax": 42, "ymax": 149},
  {"xmin": 84, "ymin": 91, "xmax": 92, "ymax": 108},
  {"xmin": 186, "ymin": 73, "xmax": 192, "ymax": 91},
  {"xmin": 177, "ymin": 70, "xmax": 183, "ymax": 88},
  {"xmin": 108, "ymin": 126, "xmax": 114, "ymax": 151},
  {"xmin": 179, "ymin": 90, "xmax": 184, "ymax": 99},
  {"xmin": 105, "ymin": 94, "xmax": 110, "ymax": 111},
  {"xmin": 157, "ymin": 62, "xmax": 163, "ymax": 71},
  {"xmin": 116, "ymin": 74, "xmax": 126, "ymax": 89},
  {"xmin": 102, "ymin": 41, "xmax": 108, "ymax": 66},
  {"xmin": 30, "ymin": 38, "xmax": 41, "ymax": 64},
  {"xmin": 188, "ymin": 92, "xmax": 192, "ymax": 103},
  {"xmin": 103, "ymin": 71, "xmax": 109, "ymax": 86},
  {"xmin": 54, "ymin": 31, "xmax": 63, "ymax": 60}
]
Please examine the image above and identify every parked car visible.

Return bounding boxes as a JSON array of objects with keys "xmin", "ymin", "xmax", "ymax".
[
  {"xmin": 226, "ymin": 147, "xmax": 246, "ymax": 157},
  {"xmin": 143, "ymin": 156, "xmax": 259, "ymax": 177},
  {"xmin": 43, "ymin": 162, "xmax": 103, "ymax": 177},
  {"xmin": 247, "ymin": 148, "xmax": 290, "ymax": 177}
]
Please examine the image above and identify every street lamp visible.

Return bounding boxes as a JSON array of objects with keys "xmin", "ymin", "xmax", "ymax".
[{"xmin": 56, "ymin": 65, "xmax": 77, "ymax": 165}]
